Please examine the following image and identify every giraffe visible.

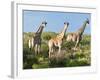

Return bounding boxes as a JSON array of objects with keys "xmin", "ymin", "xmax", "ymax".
[
  {"xmin": 29, "ymin": 21, "xmax": 47, "ymax": 54},
  {"xmin": 66, "ymin": 18, "xmax": 89, "ymax": 50},
  {"xmin": 48, "ymin": 22, "xmax": 69, "ymax": 58}
]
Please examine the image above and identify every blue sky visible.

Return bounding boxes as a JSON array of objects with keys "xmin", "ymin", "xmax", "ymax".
[{"xmin": 23, "ymin": 10, "xmax": 91, "ymax": 34}]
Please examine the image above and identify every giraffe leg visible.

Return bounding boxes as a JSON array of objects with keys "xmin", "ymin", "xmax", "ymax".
[
  {"xmin": 37, "ymin": 45, "xmax": 41, "ymax": 54},
  {"xmin": 28, "ymin": 39, "xmax": 31, "ymax": 50},
  {"xmin": 35, "ymin": 44, "xmax": 38, "ymax": 55},
  {"xmin": 48, "ymin": 50, "xmax": 50, "ymax": 58},
  {"xmin": 58, "ymin": 45, "xmax": 61, "ymax": 54},
  {"xmin": 77, "ymin": 36, "xmax": 82, "ymax": 50},
  {"xmin": 32, "ymin": 44, "xmax": 35, "ymax": 54},
  {"xmin": 74, "ymin": 37, "xmax": 80, "ymax": 50},
  {"xmin": 31, "ymin": 38, "xmax": 34, "ymax": 51},
  {"xmin": 49, "ymin": 46, "xmax": 52, "ymax": 58},
  {"xmin": 48, "ymin": 40, "xmax": 53, "ymax": 58},
  {"xmin": 49, "ymin": 45, "xmax": 54, "ymax": 58},
  {"xmin": 37, "ymin": 45, "xmax": 39, "ymax": 55},
  {"xmin": 58, "ymin": 41, "xmax": 62, "ymax": 53}
]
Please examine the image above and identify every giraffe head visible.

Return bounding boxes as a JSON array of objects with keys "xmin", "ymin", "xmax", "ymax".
[
  {"xmin": 41, "ymin": 21, "xmax": 47, "ymax": 27},
  {"xmin": 60, "ymin": 22, "xmax": 69, "ymax": 34},
  {"xmin": 64, "ymin": 22, "xmax": 69, "ymax": 29},
  {"xmin": 86, "ymin": 18, "xmax": 89, "ymax": 24},
  {"xmin": 64, "ymin": 22, "xmax": 69, "ymax": 26},
  {"xmin": 36, "ymin": 21, "xmax": 47, "ymax": 34}
]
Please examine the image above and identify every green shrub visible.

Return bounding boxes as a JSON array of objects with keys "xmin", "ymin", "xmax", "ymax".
[
  {"xmin": 40, "ymin": 43, "xmax": 49, "ymax": 57},
  {"xmin": 62, "ymin": 41, "xmax": 75, "ymax": 50},
  {"xmin": 23, "ymin": 56, "xmax": 39, "ymax": 69},
  {"xmin": 49, "ymin": 52, "xmax": 67, "ymax": 67},
  {"xmin": 32, "ymin": 64, "xmax": 39, "ymax": 69},
  {"xmin": 23, "ymin": 47, "xmax": 39, "ymax": 69},
  {"xmin": 66, "ymin": 58, "xmax": 90, "ymax": 67}
]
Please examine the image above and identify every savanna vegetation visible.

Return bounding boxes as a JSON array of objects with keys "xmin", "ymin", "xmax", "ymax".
[{"xmin": 23, "ymin": 32, "xmax": 91, "ymax": 69}]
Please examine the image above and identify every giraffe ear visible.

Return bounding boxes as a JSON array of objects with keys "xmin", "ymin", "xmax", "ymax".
[
  {"xmin": 45, "ymin": 21, "xmax": 47, "ymax": 24},
  {"xmin": 67, "ymin": 22, "xmax": 69, "ymax": 26},
  {"xmin": 86, "ymin": 18, "xmax": 89, "ymax": 24},
  {"xmin": 64, "ymin": 22, "xmax": 67, "ymax": 24}
]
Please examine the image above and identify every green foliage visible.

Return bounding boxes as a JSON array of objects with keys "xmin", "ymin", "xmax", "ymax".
[
  {"xmin": 42, "ymin": 32, "xmax": 57, "ymax": 41},
  {"xmin": 66, "ymin": 58, "xmax": 90, "ymax": 67},
  {"xmin": 62, "ymin": 41, "xmax": 75, "ymax": 50},
  {"xmin": 23, "ymin": 47, "xmax": 39, "ymax": 69},
  {"xmin": 40, "ymin": 43, "xmax": 49, "ymax": 57},
  {"xmin": 49, "ymin": 53, "xmax": 67, "ymax": 67},
  {"xmin": 23, "ymin": 55, "xmax": 39, "ymax": 69},
  {"xmin": 23, "ymin": 32, "xmax": 91, "ymax": 69}
]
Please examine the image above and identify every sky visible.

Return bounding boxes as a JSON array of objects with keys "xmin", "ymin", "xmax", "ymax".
[{"xmin": 23, "ymin": 10, "xmax": 91, "ymax": 34}]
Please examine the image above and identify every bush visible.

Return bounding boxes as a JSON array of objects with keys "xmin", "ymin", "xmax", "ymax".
[
  {"xmin": 23, "ymin": 47, "xmax": 39, "ymax": 69},
  {"xmin": 40, "ymin": 43, "xmax": 48, "ymax": 57},
  {"xmin": 23, "ymin": 55, "xmax": 39, "ymax": 69},
  {"xmin": 49, "ymin": 52, "xmax": 67, "ymax": 67},
  {"xmin": 62, "ymin": 40, "xmax": 75, "ymax": 50}
]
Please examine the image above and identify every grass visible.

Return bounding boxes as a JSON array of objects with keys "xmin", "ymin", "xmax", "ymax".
[{"xmin": 23, "ymin": 32, "xmax": 91, "ymax": 69}]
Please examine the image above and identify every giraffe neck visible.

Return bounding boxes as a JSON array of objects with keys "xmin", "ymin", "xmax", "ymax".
[
  {"xmin": 77, "ymin": 21, "xmax": 88, "ymax": 35},
  {"xmin": 57, "ymin": 25, "xmax": 67, "ymax": 39},
  {"xmin": 36, "ymin": 26, "xmax": 44, "ymax": 35}
]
